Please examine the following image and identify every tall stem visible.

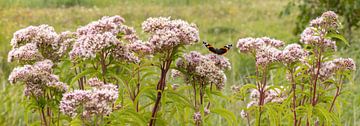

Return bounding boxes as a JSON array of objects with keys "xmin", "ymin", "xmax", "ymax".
[
  {"xmin": 136, "ymin": 63, "xmax": 141, "ymax": 112},
  {"xmin": 290, "ymin": 68, "xmax": 297, "ymax": 126},
  {"xmin": 149, "ymin": 54, "xmax": 172, "ymax": 126},
  {"xmin": 100, "ymin": 52, "xmax": 107, "ymax": 83},
  {"xmin": 329, "ymin": 75, "xmax": 343, "ymax": 112},
  {"xmin": 257, "ymin": 65, "xmax": 267, "ymax": 126},
  {"xmin": 311, "ymin": 49, "xmax": 322, "ymax": 106},
  {"xmin": 41, "ymin": 107, "xmax": 48, "ymax": 126}
]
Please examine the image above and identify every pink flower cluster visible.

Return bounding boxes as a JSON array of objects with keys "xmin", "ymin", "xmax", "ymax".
[
  {"xmin": 60, "ymin": 77, "xmax": 118, "ymax": 118},
  {"xmin": 176, "ymin": 51, "xmax": 228, "ymax": 89},
  {"xmin": 319, "ymin": 58, "xmax": 356, "ymax": 80},
  {"xmin": 8, "ymin": 25, "xmax": 74, "ymax": 62},
  {"xmin": 142, "ymin": 17, "xmax": 199, "ymax": 53},
  {"xmin": 7, "ymin": 43, "xmax": 43, "ymax": 62},
  {"xmin": 8, "ymin": 60, "xmax": 68, "ymax": 97},
  {"xmin": 281, "ymin": 44, "xmax": 308, "ymax": 64},
  {"xmin": 241, "ymin": 86, "xmax": 286, "ymax": 118},
  {"xmin": 300, "ymin": 11, "xmax": 339, "ymax": 50},
  {"xmin": 205, "ymin": 54, "xmax": 231, "ymax": 70},
  {"xmin": 128, "ymin": 40, "xmax": 153, "ymax": 55},
  {"xmin": 236, "ymin": 37, "xmax": 284, "ymax": 53},
  {"xmin": 249, "ymin": 87, "xmax": 286, "ymax": 104},
  {"xmin": 255, "ymin": 46, "xmax": 283, "ymax": 66},
  {"xmin": 193, "ymin": 112, "xmax": 201, "ymax": 122},
  {"xmin": 310, "ymin": 11, "xmax": 338, "ymax": 30},
  {"xmin": 69, "ymin": 16, "xmax": 140, "ymax": 63},
  {"xmin": 237, "ymin": 37, "xmax": 307, "ymax": 66}
]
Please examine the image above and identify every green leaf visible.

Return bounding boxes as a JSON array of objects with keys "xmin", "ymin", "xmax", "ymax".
[
  {"xmin": 69, "ymin": 69, "xmax": 98, "ymax": 86},
  {"xmin": 326, "ymin": 33, "xmax": 350, "ymax": 46},
  {"xmin": 70, "ymin": 117, "xmax": 83, "ymax": 126},
  {"xmin": 211, "ymin": 108, "xmax": 237, "ymax": 125}
]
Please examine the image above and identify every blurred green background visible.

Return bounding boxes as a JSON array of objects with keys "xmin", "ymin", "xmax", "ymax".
[{"xmin": 0, "ymin": 0, "xmax": 359, "ymax": 125}]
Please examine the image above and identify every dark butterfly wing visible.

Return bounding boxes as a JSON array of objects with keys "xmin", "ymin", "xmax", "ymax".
[
  {"xmin": 203, "ymin": 41, "xmax": 229, "ymax": 55},
  {"xmin": 214, "ymin": 48, "xmax": 228, "ymax": 55}
]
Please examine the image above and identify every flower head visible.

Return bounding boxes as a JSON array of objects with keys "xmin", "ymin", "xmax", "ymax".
[
  {"xmin": 128, "ymin": 40, "xmax": 153, "ymax": 55},
  {"xmin": 70, "ymin": 16, "xmax": 139, "ymax": 63},
  {"xmin": 8, "ymin": 43, "xmax": 43, "ymax": 63},
  {"xmin": 60, "ymin": 79, "xmax": 118, "ymax": 118},
  {"xmin": 8, "ymin": 60, "xmax": 68, "ymax": 96},
  {"xmin": 255, "ymin": 46, "xmax": 282, "ymax": 66},
  {"xmin": 76, "ymin": 15, "xmax": 125, "ymax": 36},
  {"xmin": 319, "ymin": 58, "xmax": 356, "ymax": 80},
  {"xmin": 301, "ymin": 11, "xmax": 340, "ymax": 51},
  {"xmin": 237, "ymin": 37, "xmax": 284, "ymax": 54},
  {"xmin": 142, "ymin": 17, "xmax": 199, "ymax": 53},
  {"xmin": 281, "ymin": 44, "xmax": 308, "ymax": 64},
  {"xmin": 176, "ymin": 51, "xmax": 227, "ymax": 89},
  {"xmin": 205, "ymin": 54, "xmax": 231, "ymax": 70}
]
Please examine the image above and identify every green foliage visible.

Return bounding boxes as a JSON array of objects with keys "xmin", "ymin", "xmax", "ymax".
[
  {"xmin": 1, "ymin": 0, "xmax": 359, "ymax": 126},
  {"xmin": 282, "ymin": 0, "xmax": 360, "ymax": 41}
]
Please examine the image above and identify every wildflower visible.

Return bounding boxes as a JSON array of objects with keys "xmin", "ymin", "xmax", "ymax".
[
  {"xmin": 60, "ymin": 80, "xmax": 118, "ymax": 118},
  {"xmin": 310, "ymin": 11, "xmax": 338, "ymax": 30},
  {"xmin": 54, "ymin": 31, "xmax": 76, "ymax": 57},
  {"xmin": 10, "ymin": 24, "xmax": 58, "ymax": 48},
  {"xmin": 76, "ymin": 15, "xmax": 125, "ymax": 36},
  {"xmin": 118, "ymin": 25, "xmax": 139, "ymax": 43},
  {"xmin": 281, "ymin": 44, "xmax": 308, "ymax": 64},
  {"xmin": 240, "ymin": 110, "xmax": 248, "ymax": 119},
  {"xmin": 71, "ymin": 16, "xmax": 140, "ymax": 63},
  {"xmin": 205, "ymin": 54, "xmax": 231, "ymax": 70},
  {"xmin": 171, "ymin": 69, "xmax": 182, "ymax": 78},
  {"xmin": 236, "ymin": 37, "xmax": 284, "ymax": 53},
  {"xmin": 248, "ymin": 86, "xmax": 286, "ymax": 104},
  {"xmin": 255, "ymin": 46, "xmax": 282, "ymax": 66},
  {"xmin": 204, "ymin": 108, "xmax": 210, "ymax": 115},
  {"xmin": 176, "ymin": 51, "xmax": 228, "ymax": 89},
  {"xmin": 69, "ymin": 32, "xmax": 120, "ymax": 60},
  {"xmin": 8, "ymin": 60, "xmax": 68, "ymax": 96},
  {"xmin": 301, "ymin": 11, "xmax": 339, "ymax": 50},
  {"xmin": 8, "ymin": 43, "xmax": 43, "ymax": 62},
  {"xmin": 128, "ymin": 40, "xmax": 153, "ymax": 55},
  {"xmin": 8, "ymin": 25, "xmax": 73, "ymax": 61},
  {"xmin": 193, "ymin": 112, "xmax": 202, "ymax": 122},
  {"xmin": 88, "ymin": 77, "xmax": 105, "ymax": 87},
  {"xmin": 319, "ymin": 58, "xmax": 356, "ymax": 80},
  {"xmin": 142, "ymin": 17, "xmax": 199, "ymax": 53}
]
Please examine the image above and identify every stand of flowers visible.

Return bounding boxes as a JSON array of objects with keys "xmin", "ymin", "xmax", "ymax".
[{"xmin": 7, "ymin": 11, "xmax": 355, "ymax": 126}]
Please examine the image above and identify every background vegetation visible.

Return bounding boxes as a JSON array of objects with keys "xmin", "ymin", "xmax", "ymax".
[{"xmin": 0, "ymin": 0, "xmax": 359, "ymax": 125}]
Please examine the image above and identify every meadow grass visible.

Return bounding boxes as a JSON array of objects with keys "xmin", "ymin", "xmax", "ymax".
[{"xmin": 0, "ymin": 0, "xmax": 359, "ymax": 125}]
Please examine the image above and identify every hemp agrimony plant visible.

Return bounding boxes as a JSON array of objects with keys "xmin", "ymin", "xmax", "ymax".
[
  {"xmin": 6, "ymin": 11, "xmax": 355, "ymax": 126},
  {"xmin": 234, "ymin": 11, "xmax": 356, "ymax": 126},
  {"xmin": 175, "ymin": 51, "xmax": 229, "ymax": 125},
  {"xmin": 141, "ymin": 17, "xmax": 200, "ymax": 125}
]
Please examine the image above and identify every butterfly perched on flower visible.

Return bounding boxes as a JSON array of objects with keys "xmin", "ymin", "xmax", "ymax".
[{"xmin": 203, "ymin": 41, "xmax": 232, "ymax": 55}]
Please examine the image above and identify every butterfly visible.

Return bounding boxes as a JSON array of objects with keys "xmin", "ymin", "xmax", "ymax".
[{"xmin": 203, "ymin": 41, "xmax": 232, "ymax": 55}]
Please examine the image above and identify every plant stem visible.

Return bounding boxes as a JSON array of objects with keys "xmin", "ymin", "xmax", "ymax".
[
  {"xmin": 257, "ymin": 65, "xmax": 267, "ymax": 126},
  {"xmin": 149, "ymin": 54, "xmax": 172, "ymax": 126},
  {"xmin": 290, "ymin": 68, "xmax": 297, "ymax": 126},
  {"xmin": 311, "ymin": 50, "xmax": 322, "ymax": 106},
  {"xmin": 329, "ymin": 75, "xmax": 343, "ymax": 112},
  {"xmin": 41, "ymin": 108, "xmax": 48, "ymax": 126},
  {"xmin": 136, "ymin": 62, "xmax": 141, "ymax": 112},
  {"xmin": 100, "ymin": 51, "xmax": 107, "ymax": 83}
]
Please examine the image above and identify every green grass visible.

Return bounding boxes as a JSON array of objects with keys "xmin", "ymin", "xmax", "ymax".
[{"xmin": 0, "ymin": 0, "xmax": 359, "ymax": 125}]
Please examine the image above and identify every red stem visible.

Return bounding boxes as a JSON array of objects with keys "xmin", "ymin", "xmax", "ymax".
[
  {"xmin": 312, "ymin": 50, "xmax": 322, "ymax": 106},
  {"xmin": 290, "ymin": 69, "xmax": 297, "ymax": 126},
  {"xmin": 149, "ymin": 54, "xmax": 172, "ymax": 126}
]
